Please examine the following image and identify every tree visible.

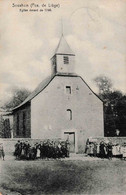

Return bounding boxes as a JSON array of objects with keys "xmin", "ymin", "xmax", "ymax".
[
  {"xmin": 4, "ymin": 87, "xmax": 31, "ymax": 110},
  {"xmin": 116, "ymin": 96, "xmax": 126, "ymax": 136},
  {"xmin": 94, "ymin": 75, "xmax": 126, "ymax": 137},
  {"xmin": 4, "ymin": 118, "xmax": 11, "ymax": 138},
  {"xmin": 94, "ymin": 75, "xmax": 112, "ymax": 95},
  {"xmin": 0, "ymin": 115, "xmax": 5, "ymax": 138},
  {"xmin": 0, "ymin": 116, "xmax": 11, "ymax": 138},
  {"xmin": 103, "ymin": 91, "xmax": 123, "ymax": 136}
]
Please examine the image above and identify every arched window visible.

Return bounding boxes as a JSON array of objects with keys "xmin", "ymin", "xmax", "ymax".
[{"xmin": 67, "ymin": 109, "xmax": 72, "ymax": 120}]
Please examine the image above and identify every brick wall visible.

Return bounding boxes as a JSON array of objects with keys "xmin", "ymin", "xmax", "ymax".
[{"xmin": 13, "ymin": 103, "xmax": 31, "ymax": 138}]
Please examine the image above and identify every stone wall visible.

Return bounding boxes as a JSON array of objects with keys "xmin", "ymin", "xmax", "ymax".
[
  {"xmin": 0, "ymin": 138, "xmax": 61, "ymax": 156},
  {"xmin": 90, "ymin": 137, "xmax": 126, "ymax": 145},
  {"xmin": 31, "ymin": 75, "xmax": 104, "ymax": 153},
  {"xmin": 1, "ymin": 137, "xmax": 126, "ymax": 157},
  {"xmin": 56, "ymin": 55, "xmax": 75, "ymax": 74}
]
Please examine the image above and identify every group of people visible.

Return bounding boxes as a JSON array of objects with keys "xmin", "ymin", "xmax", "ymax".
[
  {"xmin": 14, "ymin": 139, "xmax": 70, "ymax": 160},
  {"xmin": 85, "ymin": 140, "xmax": 126, "ymax": 160},
  {"xmin": 2, "ymin": 138, "xmax": 126, "ymax": 161}
]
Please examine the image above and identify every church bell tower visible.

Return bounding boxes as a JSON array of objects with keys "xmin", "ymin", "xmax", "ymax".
[{"xmin": 51, "ymin": 35, "xmax": 75, "ymax": 75}]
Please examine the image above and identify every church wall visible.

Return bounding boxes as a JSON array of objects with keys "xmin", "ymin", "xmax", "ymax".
[
  {"xmin": 56, "ymin": 55, "xmax": 75, "ymax": 74},
  {"xmin": 31, "ymin": 75, "xmax": 104, "ymax": 153},
  {"xmin": 13, "ymin": 103, "xmax": 31, "ymax": 138}
]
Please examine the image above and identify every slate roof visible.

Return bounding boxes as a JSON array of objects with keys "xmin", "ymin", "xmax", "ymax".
[
  {"xmin": 0, "ymin": 108, "xmax": 12, "ymax": 115},
  {"xmin": 54, "ymin": 35, "xmax": 75, "ymax": 56},
  {"xmin": 12, "ymin": 75, "xmax": 55, "ymax": 110},
  {"xmin": 12, "ymin": 73, "xmax": 103, "ymax": 111}
]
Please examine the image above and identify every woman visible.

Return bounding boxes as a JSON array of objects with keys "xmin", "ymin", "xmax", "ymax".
[
  {"xmin": 36, "ymin": 143, "xmax": 40, "ymax": 159},
  {"xmin": 107, "ymin": 142, "xmax": 113, "ymax": 160},
  {"xmin": 99, "ymin": 141, "xmax": 106, "ymax": 158}
]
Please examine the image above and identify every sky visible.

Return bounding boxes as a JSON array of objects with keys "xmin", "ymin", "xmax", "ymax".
[{"xmin": 0, "ymin": 0, "xmax": 126, "ymax": 106}]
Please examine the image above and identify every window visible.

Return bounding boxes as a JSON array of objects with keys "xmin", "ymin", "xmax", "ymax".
[
  {"xmin": 63, "ymin": 56, "xmax": 69, "ymax": 64},
  {"xmin": 23, "ymin": 112, "xmax": 26, "ymax": 137},
  {"xmin": 67, "ymin": 109, "xmax": 72, "ymax": 120},
  {"xmin": 66, "ymin": 86, "xmax": 71, "ymax": 94},
  {"xmin": 16, "ymin": 113, "xmax": 19, "ymax": 136}
]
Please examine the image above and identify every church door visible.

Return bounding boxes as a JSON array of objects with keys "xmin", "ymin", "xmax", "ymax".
[{"xmin": 64, "ymin": 132, "xmax": 75, "ymax": 153}]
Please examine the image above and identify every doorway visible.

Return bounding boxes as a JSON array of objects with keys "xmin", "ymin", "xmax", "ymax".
[{"xmin": 64, "ymin": 132, "xmax": 75, "ymax": 153}]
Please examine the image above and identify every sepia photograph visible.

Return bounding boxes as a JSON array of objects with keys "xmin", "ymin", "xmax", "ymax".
[{"xmin": 0, "ymin": 0, "xmax": 126, "ymax": 194}]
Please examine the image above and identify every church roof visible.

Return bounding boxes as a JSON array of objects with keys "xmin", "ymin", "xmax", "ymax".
[
  {"xmin": 12, "ymin": 73, "xmax": 103, "ymax": 111},
  {"xmin": 12, "ymin": 75, "xmax": 55, "ymax": 110},
  {"xmin": 54, "ymin": 35, "xmax": 75, "ymax": 56},
  {"xmin": 0, "ymin": 108, "xmax": 12, "ymax": 115}
]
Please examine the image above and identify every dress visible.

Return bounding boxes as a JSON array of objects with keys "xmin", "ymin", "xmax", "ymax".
[
  {"xmin": 122, "ymin": 146, "xmax": 126, "ymax": 158},
  {"xmin": 112, "ymin": 146, "xmax": 116, "ymax": 156},
  {"xmin": 36, "ymin": 148, "xmax": 40, "ymax": 158},
  {"xmin": 100, "ymin": 143, "xmax": 106, "ymax": 158},
  {"xmin": 115, "ymin": 145, "xmax": 121, "ymax": 156},
  {"xmin": 93, "ymin": 144, "xmax": 97, "ymax": 157},
  {"xmin": 89, "ymin": 144, "xmax": 94, "ymax": 156},
  {"xmin": 97, "ymin": 144, "xmax": 100, "ymax": 154},
  {"xmin": 107, "ymin": 145, "xmax": 112, "ymax": 158}
]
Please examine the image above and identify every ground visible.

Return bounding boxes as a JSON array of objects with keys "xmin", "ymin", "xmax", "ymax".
[{"xmin": 0, "ymin": 156, "xmax": 126, "ymax": 195}]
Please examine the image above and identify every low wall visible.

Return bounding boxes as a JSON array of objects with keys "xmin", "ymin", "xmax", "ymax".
[
  {"xmin": 1, "ymin": 137, "xmax": 126, "ymax": 156},
  {"xmin": 0, "ymin": 138, "xmax": 61, "ymax": 156},
  {"xmin": 88, "ymin": 137, "xmax": 126, "ymax": 145}
]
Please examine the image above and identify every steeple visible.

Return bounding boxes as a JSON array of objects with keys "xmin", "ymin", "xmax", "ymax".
[
  {"xmin": 55, "ymin": 35, "xmax": 75, "ymax": 56},
  {"xmin": 51, "ymin": 35, "xmax": 75, "ymax": 75}
]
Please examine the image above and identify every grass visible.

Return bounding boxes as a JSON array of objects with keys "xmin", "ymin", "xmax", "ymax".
[{"xmin": 0, "ymin": 158, "xmax": 126, "ymax": 194}]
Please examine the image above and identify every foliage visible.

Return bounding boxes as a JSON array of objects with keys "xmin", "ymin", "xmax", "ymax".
[
  {"xmin": 4, "ymin": 87, "xmax": 31, "ymax": 110},
  {"xmin": 1, "ymin": 87, "xmax": 30, "ymax": 137},
  {"xmin": 94, "ymin": 75, "xmax": 112, "ymax": 95},
  {"xmin": 0, "ymin": 115, "xmax": 5, "ymax": 138},
  {"xmin": 4, "ymin": 118, "xmax": 11, "ymax": 138},
  {"xmin": 0, "ymin": 116, "xmax": 11, "ymax": 138},
  {"xmin": 94, "ymin": 75, "xmax": 126, "ymax": 137},
  {"xmin": 116, "ymin": 96, "xmax": 126, "ymax": 136}
]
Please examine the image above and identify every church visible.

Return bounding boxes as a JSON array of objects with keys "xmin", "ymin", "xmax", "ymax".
[{"xmin": 12, "ymin": 35, "xmax": 104, "ymax": 153}]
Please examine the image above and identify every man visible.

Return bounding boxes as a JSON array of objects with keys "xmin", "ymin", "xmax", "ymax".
[{"xmin": 0, "ymin": 143, "xmax": 5, "ymax": 160}]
